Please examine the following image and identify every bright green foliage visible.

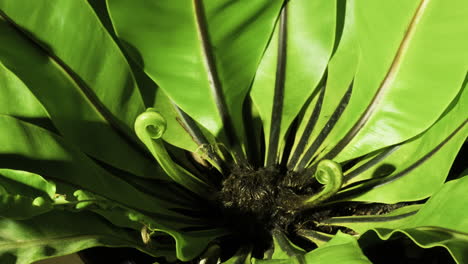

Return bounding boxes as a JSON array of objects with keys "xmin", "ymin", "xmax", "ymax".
[
  {"xmin": 0, "ymin": 0, "xmax": 467, "ymax": 263},
  {"xmin": 250, "ymin": 0, "xmax": 336, "ymax": 164},
  {"xmin": 322, "ymin": 0, "xmax": 468, "ymax": 163},
  {"xmin": 359, "ymin": 169, "xmax": 468, "ymax": 264},
  {"xmin": 303, "ymin": 160, "xmax": 343, "ymax": 208},
  {"xmin": 254, "ymin": 232, "xmax": 371, "ymax": 264},
  {"xmin": 107, "ymin": 0, "xmax": 284, "ymax": 150},
  {"xmin": 0, "ymin": 169, "xmax": 55, "ymax": 219},
  {"xmin": 0, "ymin": 17, "xmax": 159, "ymax": 179}
]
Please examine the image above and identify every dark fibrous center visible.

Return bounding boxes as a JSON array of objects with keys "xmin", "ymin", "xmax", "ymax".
[
  {"xmin": 201, "ymin": 163, "xmax": 415, "ymax": 259},
  {"xmin": 219, "ymin": 166, "xmax": 315, "ymax": 225},
  {"xmin": 214, "ymin": 165, "xmax": 318, "ymax": 255}
]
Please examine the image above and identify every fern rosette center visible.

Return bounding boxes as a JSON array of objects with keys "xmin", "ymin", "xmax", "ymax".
[{"xmin": 1, "ymin": 0, "xmax": 466, "ymax": 263}]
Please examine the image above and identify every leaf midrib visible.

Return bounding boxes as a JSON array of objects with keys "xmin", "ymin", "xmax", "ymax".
[
  {"xmin": 192, "ymin": 0, "xmax": 242, "ymax": 157},
  {"xmin": 332, "ymin": 119, "xmax": 467, "ymax": 201},
  {"xmin": 324, "ymin": 0, "xmax": 430, "ymax": 160},
  {"xmin": 266, "ymin": 6, "xmax": 288, "ymax": 167}
]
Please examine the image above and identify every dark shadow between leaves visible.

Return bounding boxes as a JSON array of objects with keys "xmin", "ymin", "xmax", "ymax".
[
  {"xmin": 0, "ymin": 253, "xmax": 17, "ymax": 264},
  {"xmin": 79, "ymin": 247, "xmax": 159, "ymax": 264},
  {"xmin": 446, "ymin": 140, "xmax": 467, "ymax": 181},
  {"xmin": 86, "ymin": 0, "xmax": 158, "ymax": 109},
  {"xmin": 6, "ymin": 116, "xmax": 59, "ymax": 135},
  {"xmin": 43, "ymin": 246, "xmax": 57, "ymax": 257},
  {"xmin": 117, "ymin": 39, "xmax": 159, "ymax": 108},
  {"xmin": 0, "ymin": 154, "xmax": 87, "ymax": 191},
  {"xmin": 359, "ymin": 233, "xmax": 455, "ymax": 264},
  {"xmin": 373, "ymin": 164, "xmax": 397, "ymax": 179}
]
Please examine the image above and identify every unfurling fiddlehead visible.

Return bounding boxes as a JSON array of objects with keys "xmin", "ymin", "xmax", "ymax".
[
  {"xmin": 135, "ymin": 108, "xmax": 211, "ymax": 197},
  {"xmin": 302, "ymin": 160, "xmax": 343, "ymax": 209}
]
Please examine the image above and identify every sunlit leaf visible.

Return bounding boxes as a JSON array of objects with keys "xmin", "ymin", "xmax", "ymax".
[
  {"xmin": 107, "ymin": 0, "xmax": 284, "ymax": 154},
  {"xmin": 319, "ymin": 0, "xmax": 468, "ymax": 163},
  {"xmin": 250, "ymin": 0, "xmax": 336, "ymax": 165},
  {"xmin": 361, "ymin": 170, "xmax": 468, "ymax": 263}
]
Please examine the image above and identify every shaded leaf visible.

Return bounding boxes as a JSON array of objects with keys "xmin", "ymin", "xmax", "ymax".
[
  {"xmin": 222, "ymin": 247, "xmax": 252, "ymax": 264},
  {"xmin": 0, "ymin": 62, "xmax": 54, "ymax": 132},
  {"xmin": 0, "ymin": 169, "xmax": 55, "ymax": 199},
  {"xmin": 0, "ymin": 115, "xmax": 185, "ymax": 215},
  {"xmin": 60, "ymin": 187, "xmax": 227, "ymax": 262},
  {"xmin": 0, "ymin": 18, "xmax": 161, "ymax": 180},
  {"xmin": 360, "ymin": 170, "xmax": 468, "ymax": 263},
  {"xmin": 264, "ymin": 229, "xmax": 305, "ymax": 260},
  {"xmin": 161, "ymin": 228, "xmax": 227, "ymax": 262},
  {"xmin": 319, "ymin": 204, "xmax": 421, "ymax": 235},
  {"xmin": 0, "ymin": 0, "xmax": 146, "ymax": 134},
  {"xmin": 0, "ymin": 211, "xmax": 162, "ymax": 264},
  {"xmin": 296, "ymin": 229, "xmax": 334, "ymax": 247},
  {"xmin": 0, "ymin": 169, "xmax": 56, "ymax": 219}
]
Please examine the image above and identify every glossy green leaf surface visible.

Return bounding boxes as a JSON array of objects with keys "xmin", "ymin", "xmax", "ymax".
[
  {"xmin": 0, "ymin": 170, "xmax": 55, "ymax": 199},
  {"xmin": 72, "ymin": 190, "xmax": 143, "ymax": 231},
  {"xmin": 265, "ymin": 230, "xmax": 305, "ymax": 260},
  {"xmin": 0, "ymin": 169, "xmax": 55, "ymax": 219},
  {"xmin": 130, "ymin": 65, "xmax": 213, "ymax": 154},
  {"xmin": 250, "ymin": 0, "xmax": 336, "ymax": 164},
  {"xmin": 0, "ymin": 0, "xmax": 146, "ymax": 134},
  {"xmin": 337, "ymin": 80, "xmax": 468, "ymax": 203},
  {"xmin": 107, "ymin": 0, "xmax": 283, "ymax": 145},
  {"xmin": 320, "ymin": 0, "xmax": 468, "ymax": 162},
  {"xmin": 153, "ymin": 89, "xmax": 199, "ymax": 152},
  {"xmin": 362, "ymin": 171, "xmax": 468, "ymax": 263},
  {"xmin": 0, "ymin": 18, "xmax": 160, "ymax": 180},
  {"xmin": 405, "ymin": 172, "xmax": 468, "ymax": 231},
  {"xmin": 302, "ymin": 232, "xmax": 371, "ymax": 264},
  {"xmin": 165, "ymin": 228, "xmax": 227, "ymax": 262},
  {"xmin": 288, "ymin": 0, "xmax": 357, "ymax": 170},
  {"xmin": 0, "ymin": 109, "xmax": 224, "ymax": 261},
  {"xmin": 0, "ymin": 63, "xmax": 51, "ymax": 130},
  {"xmin": 152, "ymin": 87, "xmax": 222, "ymax": 171},
  {"xmin": 254, "ymin": 232, "xmax": 370, "ymax": 264},
  {"xmin": 0, "ymin": 1, "xmax": 467, "ymax": 263},
  {"xmin": 0, "ymin": 115, "xmax": 180, "ymax": 215}
]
